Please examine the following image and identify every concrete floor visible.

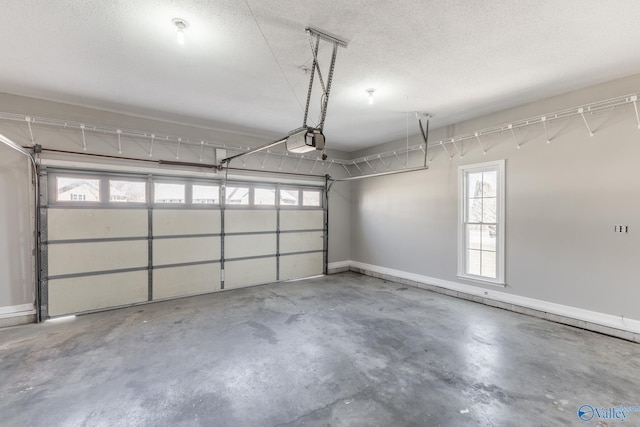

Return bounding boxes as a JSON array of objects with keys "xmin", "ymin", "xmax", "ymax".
[{"xmin": 1, "ymin": 272, "xmax": 639, "ymax": 426}]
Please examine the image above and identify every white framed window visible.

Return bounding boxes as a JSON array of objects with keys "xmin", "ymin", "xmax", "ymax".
[
  {"xmin": 109, "ymin": 179, "xmax": 146, "ymax": 203},
  {"xmin": 458, "ymin": 160, "xmax": 505, "ymax": 286},
  {"xmin": 154, "ymin": 183, "xmax": 185, "ymax": 204},
  {"xmin": 225, "ymin": 186, "xmax": 250, "ymax": 205},
  {"xmin": 302, "ymin": 190, "xmax": 321, "ymax": 207},
  {"xmin": 192, "ymin": 184, "xmax": 219, "ymax": 204},
  {"xmin": 56, "ymin": 177, "xmax": 101, "ymax": 202},
  {"xmin": 279, "ymin": 188, "xmax": 299, "ymax": 206},
  {"xmin": 253, "ymin": 187, "xmax": 275, "ymax": 206}
]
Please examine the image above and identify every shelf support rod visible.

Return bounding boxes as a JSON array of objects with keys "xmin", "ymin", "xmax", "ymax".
[
  {"xmin": 578, "ymin": 108, "xmax": 594, "ymax": 137},
  {"xmin": 509, "ymin": 125, "xmax": 520, "ymax": 149}
]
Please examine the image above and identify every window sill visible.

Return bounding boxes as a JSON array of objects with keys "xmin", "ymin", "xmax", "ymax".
[{"xmin": 457, "ymin": 274, "xmax": 506, "ymax": 288}]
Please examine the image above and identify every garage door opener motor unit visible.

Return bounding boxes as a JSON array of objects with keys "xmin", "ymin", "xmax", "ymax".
[
  {"xmin": 286, "ymin": 127, "xmax": 325, "ymax": 154},
  {"xmin": 218, "ymin": 27, "xmax": 347, "ymax": 167}
]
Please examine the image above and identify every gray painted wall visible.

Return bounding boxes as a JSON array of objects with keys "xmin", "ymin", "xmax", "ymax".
[
  {"xmin": 328, "ymin": 182, "xmax": 351, "ymax": 263},
  {"xmin": 0, "ymin": 93, "xmax": 352, "ymax": 313},
  {"xmin": 348, "ymin": 73, "xmax": 640, "ymax": 322},
  {"xmin": 0, "ymin": 149, "xmax": 33, "ymax": 308}
]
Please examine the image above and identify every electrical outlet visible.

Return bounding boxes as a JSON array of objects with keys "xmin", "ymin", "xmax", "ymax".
[{"xmin": 613, "ymin": 225, "xmax": 629, "ymax": 233}]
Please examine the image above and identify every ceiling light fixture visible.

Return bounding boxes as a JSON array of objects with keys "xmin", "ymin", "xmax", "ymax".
[
  {"xmin": 367, "ymin": 88, "xmax": 375, "ymax": 105},
  {"xmin": 172, "ymin": 18, "xmax": 189, "ymax": 45}
]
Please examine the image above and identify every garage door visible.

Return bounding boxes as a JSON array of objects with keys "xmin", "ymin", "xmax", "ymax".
[
  {"xmin": 223, "ymin": 184, "xmax": 325, "ymax": 289},
  {"xmin": 40, "ymin": 169, "xmax": 326, "ymax": 318}
]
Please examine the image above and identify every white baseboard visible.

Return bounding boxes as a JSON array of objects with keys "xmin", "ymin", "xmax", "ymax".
[
  {"xmin": 345, "ymin": 261, "xmax": 640, "ymax": 339},
  {"xmin": 328, "ymin": 261, "xmax": 351, "ymax": 270},
  {"xmin": 0, "ymin": 303, "xmax": 36, "ymax": 319}
]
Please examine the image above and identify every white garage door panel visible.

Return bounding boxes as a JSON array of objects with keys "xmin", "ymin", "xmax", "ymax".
[
  {"xmin": 280, "ymin": 210, "xmax": 323, "ymax": 231},
  {"xmin": 48, "ymin": 241, "xmax": 147, "ymax": 276},
  {"xmin": 280, "ymin": 232, "xmax": 324, "ymax": 253},
  {"xmin": 225, "ymin": 258, "xmax": 276, "ymax": 289},
  {"xmin": 153, "ymin": 264, "xmax": 220, "ymax": 300},
  {"xmin": 48, "ymin": 209, "xmax": 147, "ymax": 240},
  {"xmin": 280, "ymin": 253, "xmax": 323, "ymax": 280},
  {"xmin": 225, "ymin": 234, "xmax": 276, "ymax": 259},
  {"xmin": 48, "ymin": 271, "xmax": 148, "ymax": 316},
  {"xmin": 153, "ymin": 210, "xmax": 221, "ymax": 236},
  {"xmin": 153, "ymin": 236, "xmax": 220, "ymax": 266},
  {"xmin": 225, "ymin": 210, "xmax": 276, "ymax": 233}
]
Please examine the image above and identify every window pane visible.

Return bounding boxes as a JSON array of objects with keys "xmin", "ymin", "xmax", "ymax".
[
  {"xmin": 226, "ymin": 186, "xmax": 249, "ymax": 205},
  {"xmin": 467, "ymin": 224, "xmax": 481, "ymax": 250},
  {"xmin": 481, "ymin": 225, "xmax": 496, "ymax": 251},
  {"xmin": 110, "ymin": 180, "xmax": 145, "ymax": 203},
  {"xmin": 467, "ymin": 172, "xmax": 483, "ymax": 199},
  {"xmin": 482, "ymin": 171, "xmax": 497, "ymax": 197},
  {"xmin": 280, "ymin": 189, "xmax": 299, "ymax": 206},
  {"xmin": 481, "ymin": 251, "xmax": 497, "ymax": 278},
  {"xmin": 466, "ymin": 249, "xmax": 481, "ymax": 276},
  {"xmin": 255, "ymin": 188, "xmax": 276, "ymax": 205},
  {"xmin": 154, "ymin": 183, "xmax": 185, "ymax": 204},
  {"xmin": 302, "ymin": 190, "xmax": 321, "ymax": 207},
  {"xmin": 56, "ymin": 177, "xmax": 100, "ymax": 202},
  {"xmin": 193, "ymin": 185, "xmax": 219, "ymax": 204},
  {"xmin": 482, "ymin": 197, "xmax": 497, "ymax": 223},
  {"xmin": 467, "ymin": 198, "xmax": 483, "ymax": 223}
]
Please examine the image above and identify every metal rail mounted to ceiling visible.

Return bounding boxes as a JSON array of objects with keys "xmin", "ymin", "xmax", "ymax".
[
  {"xmin": 1, "ymin": 92, "xmax": 639, "ymax": 179},
  {"xmin": 217, "ymin": 27, "xmax": 348, "ymax": 168}
]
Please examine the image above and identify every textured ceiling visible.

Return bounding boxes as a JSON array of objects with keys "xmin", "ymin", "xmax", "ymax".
[{"xmin": 2, "ymin": 1, "xmax": 640, "ymax": 152}]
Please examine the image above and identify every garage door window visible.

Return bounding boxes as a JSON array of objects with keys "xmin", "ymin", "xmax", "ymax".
[
  {"xmin": 110, "ymin": 180, "xmax": 146, "ymax": 203},
  {"xmin": 226, "ymin": 186, "xmax": 250, "ymax": 205},
  {"xmin": 56, "ymin": 177, "xmax": 101, "ymax": 202},
  {"xmin": 192, "ymin": 184, "xmax": 219, "ymax": 204},
  {"xmin": 154, "ymin": 183, "xmax": 185, "ymax": 204},
  {"xmin": 280, "ymin": 189, "xmax": 299, "ymax": 206},
  {"xmin": 255, "ymin": 188, "xmax": 276, "ymax": 206},
  {"xmin": 302, "ymin": 190, "xmax": 321, "ymax": 207}
]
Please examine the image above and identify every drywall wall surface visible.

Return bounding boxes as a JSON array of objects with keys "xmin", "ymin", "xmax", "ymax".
[
  {"xmin": 0, "ymin": 148, "xmax": 34, "ymax": 309},
  {"xmin": 328, "ymin": 181, "xmax": 351, "ymax": 263},
  {"xmin": 350, "ymin": 73, "xmax": 640, "ymax": 322}
]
